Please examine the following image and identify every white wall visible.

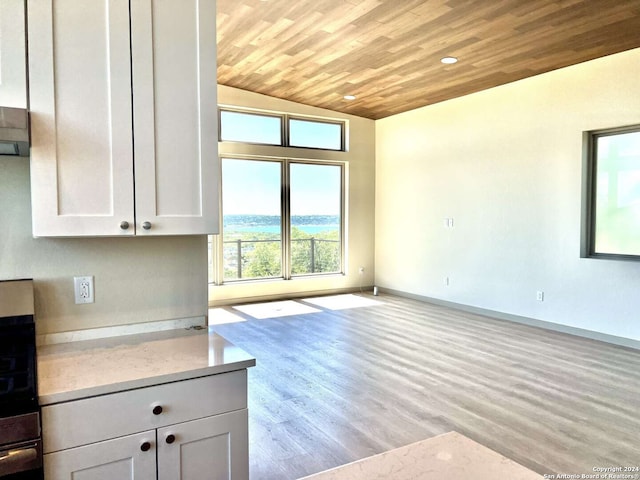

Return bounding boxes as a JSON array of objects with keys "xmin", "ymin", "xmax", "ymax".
[
  {"xmin": 375, "ymin": 48, "xmax": 640, "ymax": 342},
  {"xmin": 210, "ymin": 85, "xmax": 376, "ymax": 305},
  {"xmin": 0, "ymin": 156, "xmax": 208, "ymax": 335}
]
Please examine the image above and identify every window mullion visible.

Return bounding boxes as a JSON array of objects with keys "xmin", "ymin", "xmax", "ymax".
[
  {"xmin": 283, "ymin": 114, "xmax": 289, "ymax": 147},
  {"xmin": 340, "ymin": 164, "xmax": 346, "ymax": 274},
  {"xmin": 282, "ymin": 160, "xmax": 292, "ymax": 279}
]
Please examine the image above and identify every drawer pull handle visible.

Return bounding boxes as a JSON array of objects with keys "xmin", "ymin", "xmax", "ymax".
[
  {"xmin": 120, "ymin": 221, "xmax": 130, "ymax": 230},
  {"xmin": 140, "ymin": 441, "xmax": 151, "ymax": 452},
  {"xmin": 142, "ymin": 221, "xmax": 152, "ymax": 230},
  {"xmin": 165, "ymin": 434, "xmax": 176, "ymax": 444},
  {"xmin": 152, "ymin": 405, "xmax": 163, "ymax": 415}
]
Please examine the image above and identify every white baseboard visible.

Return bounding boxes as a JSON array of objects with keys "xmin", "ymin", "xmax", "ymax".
[
  {"xmin": 379, "ymin": 287, "xmax": 640, "ymax": 351},
  {"xmin": 209, "ymin": 286, "xmax": 373, "ymax": 307}
]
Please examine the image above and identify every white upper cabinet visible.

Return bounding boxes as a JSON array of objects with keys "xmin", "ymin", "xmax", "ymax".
[
  {"xmin": 0, "ymin": 0, "xmax": 28, "ymax": 108},
  {"xmin": 27, "ymin": 0, "xmax": 218, "ymax": 237},
  {"xmin": 28, "ymin": 0, "xmax": 134, "ymax": 236},
  {"xmin": 130, "ymin": 0, "xmax": 218, "ymax": 236}
]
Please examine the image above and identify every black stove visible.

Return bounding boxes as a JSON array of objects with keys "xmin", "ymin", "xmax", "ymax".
[{"xmin": 0, "ymin": 280, "xmax": 43, "ymax": 479}]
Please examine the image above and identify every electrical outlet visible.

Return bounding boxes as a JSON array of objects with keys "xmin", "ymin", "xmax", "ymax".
[
  {"xmin": 358, "ymin": 266, "xmax": 365, "ymax": 275},
  {"xmin": 74, "ymin": 276, "xmax": 94, "ymax": 304},
  {"xmin": 536, "ymin": 290, "xmax": 544, "ymax": 302},
  {"xmin": 444, "ymin": 276, "xmax": 450, "ymax": 286}
]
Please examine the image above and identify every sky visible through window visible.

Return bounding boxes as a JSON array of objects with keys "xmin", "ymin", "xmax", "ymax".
[
  {"xmin": 222, "ymin": 159, "xmax": 281, "ymax": 216},
  {"xmin": 289, "ymin": 119, "xmax": 342, "ymax": 150},
  {"xmin": 290, "ymin": 163, "xmax": 341, "ymax": 217},
  {"xmin": 220, "ymin": 111, "xmax": 281, "ymax": 145},
  {"xmin": 222, "ymin": 160, "xmax": 340, "ymax": 216}
]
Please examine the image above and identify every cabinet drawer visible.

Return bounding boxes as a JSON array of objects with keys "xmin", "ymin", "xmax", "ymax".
[{"xmin": 42, "ymin": 370, "xmax": 247, "ymax": 453}]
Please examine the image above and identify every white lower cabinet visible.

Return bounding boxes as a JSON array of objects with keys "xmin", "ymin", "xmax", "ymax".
[
  {"xmin": 44, "ymin": 410, "xmax": 248, "ymax": 480},
  {"xmin": 44, "ymin": 430, "xmax": 156, "ymax": 480},
  {"xmin": 42, "ymin": 372, "xmax": 249, "ymax": 480},
  {"xmin": 157, "ymin": 410, "xmax": 248, "ymax": 480}
]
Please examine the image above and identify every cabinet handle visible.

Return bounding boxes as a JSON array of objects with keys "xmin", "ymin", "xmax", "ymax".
[
  {"xmin": 165, "ymin": 434, "xmax": 176, "ymax": 444},
  {"xmin": 140, "ymin": 441, "xmax": 151, "ymax": 452},
  {"xmin": 152, "ymin": 405, "xmax": 163, "ymax": 415},
  {"xmin": 142, "ymin": 221, "xmax": 152, "ymax": 230},
  {"xmin": 0, "ymin": 446, "xmax": 38, "ymax": 469},
  {"xmin": 120, "ymin": 221, "xmax": 130, "ymax": 230}
]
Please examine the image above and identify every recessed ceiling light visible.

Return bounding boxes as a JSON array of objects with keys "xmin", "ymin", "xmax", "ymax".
[
  {"xmin": 440, "ymin": 56, "xmax": 458, "ymax": 64},
  {"xmin": 343, "ymin": 95, "xmax": 356, "ymax": 100}
]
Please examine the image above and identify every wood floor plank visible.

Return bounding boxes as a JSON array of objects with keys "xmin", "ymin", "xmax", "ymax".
[{"xmin": 212, "ymin": 293, "xmax": 640, "ymax": 479}]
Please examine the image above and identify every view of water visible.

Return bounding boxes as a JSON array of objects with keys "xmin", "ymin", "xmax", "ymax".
[{"xmin": 228, "ymin": 224, "xmax": 339, "ymax": 234}]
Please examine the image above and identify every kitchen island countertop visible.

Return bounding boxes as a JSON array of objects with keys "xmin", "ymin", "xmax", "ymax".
[
  {"xmin": 37, "ymin": 327, "xmax": 255, "ymax": 405},
  {"xmin": 299, "ymin": 431, "xmax": 542, "ymax": 480}
]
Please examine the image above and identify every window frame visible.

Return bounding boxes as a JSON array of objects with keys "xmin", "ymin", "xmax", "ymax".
[
  {"xmin": 218, "ymin": 107, "xmax": 346, "ymax": 152},
  {"xmin": 581, "ymin": 123, "xmax": 640, "ymax": 261},
  {"xmin": 216, "ymin": 156, "xmax": 346, "ymax": 284},
  {"xmin": 288, "ymin": 160, "xmax": 345, "ymax": 277}
]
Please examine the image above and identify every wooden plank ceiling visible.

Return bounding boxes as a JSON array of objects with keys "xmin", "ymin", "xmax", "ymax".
[{"xmin": 217, "ymin": 0, "xmax": 640, "ymax": 120}]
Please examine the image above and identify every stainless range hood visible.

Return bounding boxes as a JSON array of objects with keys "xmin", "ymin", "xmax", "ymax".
[{"xmin": 0, "ymin": 106, "xmax": 29, "ymax": 157}]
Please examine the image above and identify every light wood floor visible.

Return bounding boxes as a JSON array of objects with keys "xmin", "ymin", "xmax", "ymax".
[{"xmin": 211, "ymin": 293, "xmax": 640, "ymax": 480}]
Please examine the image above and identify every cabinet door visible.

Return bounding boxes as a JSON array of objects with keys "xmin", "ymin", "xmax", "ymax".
[
  {"xmin": 157, "ymin": 409, "xmax": 249, "ymax": 480},
  {"xmin": 130, "ymin": 0, "xmax": 219, "ymax": 236},
  {"xmin": 44, "ymin": 430, "xmax": 156, "ymax": 480},
  {"xmin": 27, "ymin": 0, "xmax": 135, "ymax": 236},
  {"xmin": 0, "ymin": 0, "xmax": 27, "ymax": 108}
]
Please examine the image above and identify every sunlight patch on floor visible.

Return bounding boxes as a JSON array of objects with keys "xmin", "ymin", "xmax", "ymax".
[
  {"xmin": 303, "ymin": 293, "xmax": 384, "ymax": 310},
  {"xmin": 233, "ymin": 300, "xmax": 321, "ymax": 319},
  {"xmin": 208, "ymin": 308, "xmax": 247, "ymax": 325}
]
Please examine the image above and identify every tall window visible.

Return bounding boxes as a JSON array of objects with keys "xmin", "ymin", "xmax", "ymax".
[
  {"xmin": 221, "ymin": 158, "xmax": 343, "ymax": 281},
  {"xmin": 582, "ymin": 125, "xmax": 640, "ymax": 259},
  {"xmin": 215, "ymin": 107, "xmax": 347, "ymax": 283}
]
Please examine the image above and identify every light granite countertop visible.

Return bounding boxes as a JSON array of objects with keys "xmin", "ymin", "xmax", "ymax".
[
  {"xmin": 37, "ymin": 327, "xmax": 256, "ymax": 405},
  {"xmin": 300, "ymin": 431, "xmax": 542, "ymax": 480}
]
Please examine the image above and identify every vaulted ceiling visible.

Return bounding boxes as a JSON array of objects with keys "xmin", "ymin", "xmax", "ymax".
[{"xmin": 217, "ymin": 0, "xmax": 640, "ymax": 120}]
